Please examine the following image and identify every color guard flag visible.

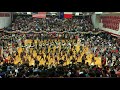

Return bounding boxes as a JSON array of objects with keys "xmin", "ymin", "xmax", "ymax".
[
  {"xmin": 59, "ymin": 12, "xmax": 64, "ymax": 19},
  {"xmin": 32, "ymin": 12, "xmax": 46, "ymax": 18},
  {"xmin": 64, "ymin": 12, "xmax": 73, "ymax": 18}
]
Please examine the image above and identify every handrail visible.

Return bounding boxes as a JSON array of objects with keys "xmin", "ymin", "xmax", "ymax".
[{"xmin": 0, "ymin": 29, "xmax": 103, "ymax": 34}]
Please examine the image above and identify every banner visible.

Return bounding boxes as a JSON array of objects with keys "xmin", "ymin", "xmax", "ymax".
[
  {"xmin": 27, "ymin": 12, "xmax": 32, "ymax": 15},
  {"xmin": 32, "ymin": 12, "xmax": 46, "ymax": 18},
  {"xmin": 59, "ymin": 12, "xmax": 64, "ymax": 19},
  {"xmin": 64, "ymin": 12, "xmax": 73, "ymax": 18},
  {"xmin": 75, "ymin": 12, "xmax": 79, "ymax": 16}
]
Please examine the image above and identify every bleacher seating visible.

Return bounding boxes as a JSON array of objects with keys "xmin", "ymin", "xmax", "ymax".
[{"xmin": 101, "ymin": 15, "xmax": 120, "ymax": 31}]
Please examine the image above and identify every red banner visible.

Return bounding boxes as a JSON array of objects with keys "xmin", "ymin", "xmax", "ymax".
[{"xmin": 64, "ymin": 12, "xmax": 73, "ymax": 18}]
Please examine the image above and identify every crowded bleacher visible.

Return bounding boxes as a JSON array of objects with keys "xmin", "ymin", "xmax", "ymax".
[
  {"xmin": 0, "ymin": 12, "xmax": 120, "ymax": 78},
  {"xmin": 6, "ymin": 15, "xmax": 94, "ymax": 32}
]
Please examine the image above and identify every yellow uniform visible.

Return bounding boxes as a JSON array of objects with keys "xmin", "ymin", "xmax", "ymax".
[
  {"xmin": 29, "ymin": 58, "xmax": 35, "ymax": 66},
  {"xmin": 33, "ymin": 50, "xmax": 37, "ymax": 58}
]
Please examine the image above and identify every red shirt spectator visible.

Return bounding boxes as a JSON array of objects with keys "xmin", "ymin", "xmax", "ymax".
[
  {"xmin": 5, "ymin": 58, "xmax": 8, "ymax": 63},
  {"xmin": 101, "ymin": 56, "xmax": 106, "ymax": 65},
  {"xmin": 75, "ymin": 36, "xmax": 79, "ymax": 39},
  {"xmin": 115, "ymin": 49, "xmax": 118, "ymax": 53},
  {"xmin": 12, "ymin": 44, "xmax": 14, "ymax": 47}
]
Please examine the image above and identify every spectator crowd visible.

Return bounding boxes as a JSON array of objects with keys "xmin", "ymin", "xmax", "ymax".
[
  {"xmin": 6, "ymin": 16, "xmax": 95, "ymax": 32},
  {"xmin": 0, "ymin": 16, "xmax": 120, "ymax": 78}
]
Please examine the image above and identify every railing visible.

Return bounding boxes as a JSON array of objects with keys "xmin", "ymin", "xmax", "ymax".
[{"xmin": 0, "ymin": 29, "xmax": 103, "ymax": 34}]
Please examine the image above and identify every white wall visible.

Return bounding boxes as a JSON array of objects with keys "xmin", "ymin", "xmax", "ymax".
[
  {"xmin": 91, "ymin": 14, "xmax": 96, "ymax": 28},
  {"xmin": 91, "ymin": 14, "xmax": 100, "ymax": 28},
  {"xmin": 0, "ymin": 12, "xmax": 11, "ymax": 29}
]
